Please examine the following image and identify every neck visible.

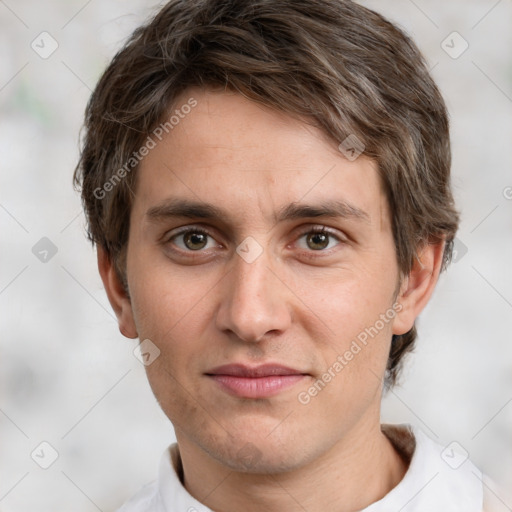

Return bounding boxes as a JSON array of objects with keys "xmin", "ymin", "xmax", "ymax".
[{"xmin": 175, "ymin": 419, "xmax": 408, "ymax": 512}]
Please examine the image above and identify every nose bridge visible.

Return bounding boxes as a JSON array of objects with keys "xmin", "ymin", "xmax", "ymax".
[
  {"xmin": 216, "ymin": 243, "xmax": 291, "ymax": 343},
  {"xmin": 236, "ymin": 249, "xmax": 274, "ymax": 302}
]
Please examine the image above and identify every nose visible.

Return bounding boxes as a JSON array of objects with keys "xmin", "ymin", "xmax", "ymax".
[{"xmin": 215, "ymin": 245, "xmax": 292, "ymax": 343}]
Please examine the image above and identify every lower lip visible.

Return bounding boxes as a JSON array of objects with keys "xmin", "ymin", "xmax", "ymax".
[{"xmin": 208, "ymin": 374, "xmax": 306, "ymax": 398}]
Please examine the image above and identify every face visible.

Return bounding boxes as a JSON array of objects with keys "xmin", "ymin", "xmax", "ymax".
[{"xmin": 122, "ymin": 88, "xmax": 404, "ymax": 472}]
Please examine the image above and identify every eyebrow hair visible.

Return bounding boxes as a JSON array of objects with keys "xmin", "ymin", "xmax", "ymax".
[
  {"xmin": 276, "ymin": 200, "xmax": 370, "ymax": 223},
  {"xmin": 145, "ymin": 198, "xmax": 370, "ymax": 225}
]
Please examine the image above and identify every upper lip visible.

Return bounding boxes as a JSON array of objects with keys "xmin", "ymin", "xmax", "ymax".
[{"xmin": 206, "ymin": 364, "xmax": 307, "ymax": 378}]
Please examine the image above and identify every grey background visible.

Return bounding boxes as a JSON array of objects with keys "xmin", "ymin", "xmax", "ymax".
[{"xmin": 1, "ymin": 0, "xmax": 511, "ymax": 510}]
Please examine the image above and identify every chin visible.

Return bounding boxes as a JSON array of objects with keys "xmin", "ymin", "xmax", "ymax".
[
  {"xmin": 203, "ymin": 431, "xmax": 319, "ymax": 474},
  {"xmin": 218, "ymin": 448, "xmax": 308, "ymax": 474}
]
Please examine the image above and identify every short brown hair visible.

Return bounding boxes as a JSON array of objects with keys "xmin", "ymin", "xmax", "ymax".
[{"xmin": 73, "ymin": 0, "xmax": 459, "ymax": 388}]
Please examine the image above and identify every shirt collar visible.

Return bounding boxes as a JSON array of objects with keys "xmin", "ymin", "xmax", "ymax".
[{"xmin": 156, "ymin": 423, "xmax": 483, "ymax": 512}]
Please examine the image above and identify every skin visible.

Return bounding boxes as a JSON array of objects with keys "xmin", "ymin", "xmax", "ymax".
[{"xmin": 99, "ymin": 88, "xmax": 445, "ymax": 512}]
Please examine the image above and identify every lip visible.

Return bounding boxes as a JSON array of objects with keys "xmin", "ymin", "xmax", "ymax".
[{"xmin": 205, "ymin": 364, "xmax": 308, "ymax": 398}]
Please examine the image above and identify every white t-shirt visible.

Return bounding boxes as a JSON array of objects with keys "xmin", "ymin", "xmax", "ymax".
[{"xmin": 117, "ymin": 423, "xmax": 491, "ymax": 512}]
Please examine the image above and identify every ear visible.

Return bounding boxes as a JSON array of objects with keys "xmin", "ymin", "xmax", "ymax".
[
  {"xmin": 97, "ymin": 246, "xmax": 138, "ymax": 339},
  {"xmin": 392, "ymin": 240, "xmax": 445, "ymax": 336}
]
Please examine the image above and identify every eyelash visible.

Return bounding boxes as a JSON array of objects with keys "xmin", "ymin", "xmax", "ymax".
[
  {"xmin": 163, "ymin": 225, "xmax": 344, "ymax": 256},
  {"xmin": 294, "ymin": 226, "xmax": 342, "ymax": 253},
  {"xmin": 164, "ymin": 227, "xmax": 217, "ymax": 252}
]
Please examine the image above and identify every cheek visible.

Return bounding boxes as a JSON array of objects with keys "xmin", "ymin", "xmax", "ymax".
[
  {"xmin": 127, "ymin": 267, "xmax": 212, "ymax": 424},
  {"xmin": 127, "ymin": 252, "xmax": 210, "ymax": 337},
  {"xmin": 295, "ymin": 261, "xmax": 397, "ymax": 393},
  {"xmin": 299, "ymin": 284, "xmax": 394, "ymax": 422},
  {"xmin": 297, "ymin": 265, "xmax": 396, "ymax": 339},
  {"xmin": 127, "ymin": 259, "xmax": 218, "ymax": 394}
]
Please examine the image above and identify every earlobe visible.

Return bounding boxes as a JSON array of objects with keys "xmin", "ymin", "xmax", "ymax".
[
  {"xmin": 392, "ymin": 240, "xmax": 445, "ymax": 336},
  {"xmin": 97, "ymin": 246, "xmax": 138, "ymax": 339}
]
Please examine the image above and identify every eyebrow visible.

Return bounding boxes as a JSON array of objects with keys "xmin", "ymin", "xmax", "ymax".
[{"xmin": 145, "ymin": 198, "xmax": 370, "ymax": 225}]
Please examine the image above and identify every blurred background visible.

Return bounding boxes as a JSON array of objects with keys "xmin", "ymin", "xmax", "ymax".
[{"xmin": 1, "ymin": 0, "xmax": 511, "ymax": 510}]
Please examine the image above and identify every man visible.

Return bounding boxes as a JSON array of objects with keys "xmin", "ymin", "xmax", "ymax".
[{"xmin": 74, "ymin": 0, "xmax": 491, "ymax": 510}]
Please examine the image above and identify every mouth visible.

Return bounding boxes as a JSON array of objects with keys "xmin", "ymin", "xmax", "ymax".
[{"xmin": 205, "ymin": 364, "xmax": 309, "ymax": 399}]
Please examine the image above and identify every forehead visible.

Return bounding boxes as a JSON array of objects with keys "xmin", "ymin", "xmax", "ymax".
[{"xmin": 134, "ymin": 88, "xmax": 390, "ymax": 229}]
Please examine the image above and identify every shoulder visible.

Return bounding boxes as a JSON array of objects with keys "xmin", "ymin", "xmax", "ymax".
[
  {"xmin": 481, "ymin": 473, "xmax": 510, "ymax": 512},
  {"xmin": 113, "ymin": 445, "xmax": 173, "ymax": 512},
  {"xmin": 115, "ymin": 480, "xmax": 162, "ymax": 512},
  {"xmin": 114, "ymin": 443, "xmax": 212, "ymax": 512},
  {"xmin": 365, "ymin": 423, "xmax": 485, "ymax": 511}
]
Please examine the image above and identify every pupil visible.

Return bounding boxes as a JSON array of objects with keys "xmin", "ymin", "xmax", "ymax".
[
  {"xmin": 185, "ymin": 232, "xmax": 207, "ymax": 250},
  {"xmin": 308, "ymin": 232, "xmax": 328, "ymax": 250}
]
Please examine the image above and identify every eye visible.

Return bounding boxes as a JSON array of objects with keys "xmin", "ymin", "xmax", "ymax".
[
  {"xmin": 296, "ymin": 227, "xmax": 343, "ymax": 251},
  {"xmin": 166, "ymin": 227, "xmax": 219, "ymax": 251}
]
